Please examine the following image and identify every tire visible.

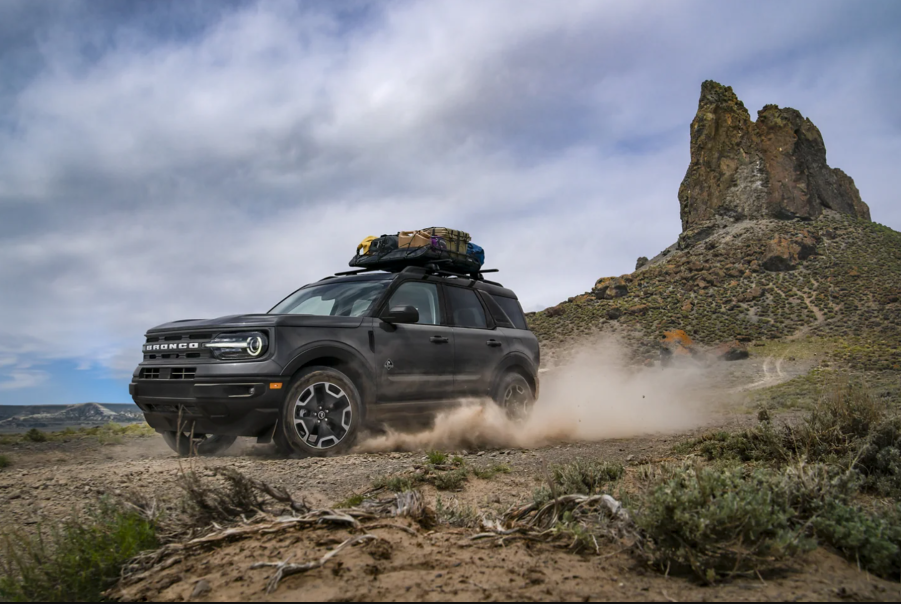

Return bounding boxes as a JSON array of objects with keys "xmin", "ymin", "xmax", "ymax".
[
  {"xmin": 275, "ymin": 366, "xmax": 364, "ymax": 457},
  {"xmin": 494, "ymin": 371, "xmax": 535, "ymax": 422},
  {"xmin": 161, "ymin": 431, "xmax": 237, "ymax": 457}
]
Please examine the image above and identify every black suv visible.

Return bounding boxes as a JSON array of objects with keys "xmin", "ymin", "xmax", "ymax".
[{"xmin": 130, "ymin": 266, "xmax": 539, "ymax": 457}]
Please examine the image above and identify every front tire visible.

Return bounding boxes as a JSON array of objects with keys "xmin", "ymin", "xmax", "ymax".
[
  {"xmin": 275, "ymin": 366, "xmax": 364, "ymax": 457},
  {"xmin": 161, "ymin": 431, "xmax": 237, "ymax": 457},
  {"xmin": 494, "ymin": 372, "xmax": 535, "ymax": 422}
]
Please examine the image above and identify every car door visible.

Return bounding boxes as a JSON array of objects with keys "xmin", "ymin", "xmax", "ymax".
[
  {"xmin": 443, "ymin": 284, "xmax": 507, "ymax": 398},
  {"xmin": 372, "ymin": 280, "xmax": 455, "ymax": 402}
]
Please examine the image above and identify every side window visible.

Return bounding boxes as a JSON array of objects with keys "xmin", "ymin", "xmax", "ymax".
[
  {"xmin": 445, "ymin": 286, "xmax": 488, "ymax": 329},
  {"xmin": 387, "ymin": 282, "xmax": 440, "ymax": 325},
  {"xmin": 492, "ymin": 295, "xmax": 528, "ymax": 330},
  {"xmin": 479, "ymin": 291, "xmax": 514, "ymax": 328}
]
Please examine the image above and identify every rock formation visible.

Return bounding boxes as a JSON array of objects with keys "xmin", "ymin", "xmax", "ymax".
[{"xmin": 678, "ymin": 81, "xmax": 870, "ymax": 234}]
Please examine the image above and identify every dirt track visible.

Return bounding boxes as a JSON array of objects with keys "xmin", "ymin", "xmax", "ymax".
[{"xmin": 2, "ymin": 355, "xmax": 899, "ymax": 601}]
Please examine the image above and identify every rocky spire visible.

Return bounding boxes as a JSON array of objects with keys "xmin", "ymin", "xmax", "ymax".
[{"xmin": 678, "ymin": 81, "xmax": 870, "ymax": 234}]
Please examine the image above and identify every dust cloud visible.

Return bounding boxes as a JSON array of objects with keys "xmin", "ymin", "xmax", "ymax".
[{"xmin": 356, "ymin": 337, "xmax": 710, "ymax": 453}]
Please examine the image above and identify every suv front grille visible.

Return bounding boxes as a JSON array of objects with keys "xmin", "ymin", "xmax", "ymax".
[
  {"xmin": 143, "ymin": 333, "xmax": 213, "ymax": 362},
  {"xmin": 170, "ymin": 367, "xmax": 196, "ymax": 380},
  {"xmin": 139, "ymin": 368, "xmax": 161, "ymax": 379},
  {"xmin": 138, "ymin": 367, "xmax": 197, "ymax": 380}
]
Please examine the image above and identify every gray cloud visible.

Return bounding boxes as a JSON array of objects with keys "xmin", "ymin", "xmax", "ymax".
[{"xmin": 1, "ymin": 0, "xmax": 899, "ymax": 398}]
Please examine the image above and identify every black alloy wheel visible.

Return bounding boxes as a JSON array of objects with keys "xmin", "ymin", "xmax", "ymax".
[
  {"xmin": 276, "ymin": 366, "xmax": 363, "ymax": 457},
  {"xmin": 495, "ymin": 372, "xmax": 535, "ymax": 422}
]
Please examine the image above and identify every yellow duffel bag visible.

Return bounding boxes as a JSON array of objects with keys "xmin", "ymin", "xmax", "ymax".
[{"xmin": 356, "ymin": 235, "xmax": 378, "ymax": 255}]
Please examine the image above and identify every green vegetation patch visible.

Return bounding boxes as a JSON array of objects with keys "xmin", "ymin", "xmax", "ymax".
[
  {"xmin": 0, "ymin": 454, "xmax": 10, "ymax": 469},
  {"xmin": 472, "ymin": 462, "xmax": 511, "ymax": 480},
  {"xmin": 0, "ymin": 499, "xmax": 158, "ymax": 602},
  {"xmin": 1, "ymin": 423, "xmax": 156, "ymax": 446},
  {"xmin": 534, "ymin": 459, "xmax": 624, "ymax": 506},
  {"xmin": 373, "ymin": 452, "xmax": 515, "ymax": 494},
  {"xmin": 436, "ymin": 496, "xmax": 480, "ymax": 528},
  {"xmin": 635, "ymin": 463, "xmax": 815, "ymax": 582}
]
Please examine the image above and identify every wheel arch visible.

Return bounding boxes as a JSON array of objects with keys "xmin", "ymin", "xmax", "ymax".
[
  {"xmin": 281, "ymin": 343, "xmax": 376, "ymax": 405},
  {"xmin": 491, "ymin": 352, "xmax": 538, "ymax": 400}
]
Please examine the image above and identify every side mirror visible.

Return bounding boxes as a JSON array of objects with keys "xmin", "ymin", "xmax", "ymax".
[{"xmin": 382, "ymin": 305, "xmax": 419, "ymax": 324}]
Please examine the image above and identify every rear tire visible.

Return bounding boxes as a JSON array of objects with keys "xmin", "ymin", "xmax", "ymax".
[
  {"xmin": 275, "ymin": 366, "xmax": 364, "ymax": 457},
  {"xmin": 161, "ymin": 431, "xmax": 237, "ymax": 457},
  {"xmin": 494, "ymin": 372, "xmax": 535, "ymax": 422}
]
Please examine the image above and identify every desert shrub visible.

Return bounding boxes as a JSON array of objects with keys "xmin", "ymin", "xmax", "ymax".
[
  {"xmin": 635, "ymin": 463, "xmax": 815, "ymax": 583},
  {"xmin": 375, "ymin": 455, "xmax": 472, "ymax": 492},
  {"xmin": 680, "ymin": 424, "xmax": 787, "ymax": 464},
  {"xmin": 372, "ymin": 474, "xmax": 416, "ymax": 493},
  {"xmin": 852, "ymin": 418, "xmax": 901, "ymax": 496},
  {"xmin": 23, "ymin": 428, "xmax": 46, "ymax": 443},
  {"xmin": 812, "ymin": 501, "xmax": 901, "ymax": 580},
  {"xmin": 472, "ymin": 462, "xmax": 511, "ymax": 480},
  {"xmin": 426, "ymin": 450, "xmax": 448, "ymax": 465},
  {"xmin": 534, "ymin": 460, "xmax": 624, "ymax": 505},
  {"xmin": 335, "ymin": 493, "xmax": 365, "ymax": 508},
  {"xmin": 432, "ymin": 467, "xmax": 469, "ymax": 491},
  {"xmin": 436, "ymin": 496, "xmax": 480, "ymax": 527},
  {"xmin": 792, "ymin": 380, "xmax": 883, "ymax": 460},
  {"xmin": 681, "ymin": 380, "xmax": 893, "ymax": 472},
  {"xmin": 0, "ymin": 454, "xmax": 10, "ymax": 469},
  {"xmin": 0, "ymin": 499, "xmax": 158, "ymax": 602}
]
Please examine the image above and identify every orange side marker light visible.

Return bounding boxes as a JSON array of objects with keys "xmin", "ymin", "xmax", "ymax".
[{"xmin": 270, "ymin": 383, "xmax": 283, "ymax": 390}]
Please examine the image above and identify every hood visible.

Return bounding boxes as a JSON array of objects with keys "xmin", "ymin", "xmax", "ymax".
[{"xmin": 147, "ymin": 314, "xmax": 365, "ymax": 333}]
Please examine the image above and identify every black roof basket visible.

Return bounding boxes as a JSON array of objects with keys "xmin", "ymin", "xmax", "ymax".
[{"xmin": 330, "ymin": 263, "xmax": 502, "ymax": 286}]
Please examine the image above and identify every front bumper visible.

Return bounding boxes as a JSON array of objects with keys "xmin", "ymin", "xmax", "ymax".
[{"xmin": 130, "ymin": 377, "xmax": 286, "ymax": 437}]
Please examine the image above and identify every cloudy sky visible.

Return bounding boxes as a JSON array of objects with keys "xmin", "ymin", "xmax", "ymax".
[{"xmin": 1, "ymin": 0, "xmax": 899, "ymax": 405}]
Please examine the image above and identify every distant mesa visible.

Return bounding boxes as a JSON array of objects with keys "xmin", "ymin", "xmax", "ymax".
[
  {"xmin": 0, "ymin": 402, "xmax": 142, "ymax": 432},
  {"xmin": 678, "ymin": 80, "xmax": 870, "ymax": 239}
]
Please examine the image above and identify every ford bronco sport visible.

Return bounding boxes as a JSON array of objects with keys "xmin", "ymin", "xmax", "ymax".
[{"xmin": 130, "ymin": 266, "xmax": 539, "ymax": 457}]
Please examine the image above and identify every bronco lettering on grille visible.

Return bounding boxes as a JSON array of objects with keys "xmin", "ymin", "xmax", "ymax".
[{"xmin": 143, "ymin": 343, "xmax": 200, "ymax": 352}]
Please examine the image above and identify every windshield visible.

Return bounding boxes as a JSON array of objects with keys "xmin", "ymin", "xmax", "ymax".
[{"xmin": 269, "ymin": 281, "xmax": 389, "ymax": 317}]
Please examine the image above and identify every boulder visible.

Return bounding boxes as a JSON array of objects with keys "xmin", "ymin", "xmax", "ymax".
[
  {"xmin": 660, "ymin": 329, "xmax": 695, "ymax": 365},
  {"xmin": 736, "ymin": 286, "xmax": 765, "ymax": 303},
  {"xmin": 795, "ymin": 230, "xmax": 818, "ymax": 260},
  {"xmin": 593, "ymin": 277, "xmax": 629, "ymax": 300},
  {"xmin": 635, "ymin": 256, "xmax": 649, "ymax": 270},
  {"xmin": 762, "ymin": 235, "xmax": 801, "ymax": 272},
  {"xmin": 678, "ymin": 81, "xmax": 870, "ymax": 233},
  {"xmin": 544, "ymin": 306, "xmax": 564, "ymax": 317},
  {"xmin": 713, "ymin": 341, "xmax": 750, "ymax": 361}
]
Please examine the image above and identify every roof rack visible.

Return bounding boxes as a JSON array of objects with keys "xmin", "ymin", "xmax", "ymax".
[{"xmin": 326, "ymin": 264, "xmax": 502, "ymax": 286}]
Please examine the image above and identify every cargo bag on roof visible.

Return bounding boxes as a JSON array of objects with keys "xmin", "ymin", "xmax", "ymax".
[{"xmin": 349, "ymin": 227, "xmax": 483, "ymax": 273}]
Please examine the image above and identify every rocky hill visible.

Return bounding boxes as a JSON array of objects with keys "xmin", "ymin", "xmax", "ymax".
[
  {"xmin": 529, "ymin": 81, "xmax": 901, "ymax": 371},
  {"xmin": 0, "ymin": 402, "xmax": 143, "ymax": 432}
]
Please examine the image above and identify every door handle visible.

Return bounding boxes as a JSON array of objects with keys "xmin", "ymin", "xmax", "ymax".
[
  {"xmin": 487, "ymin": 339, "xmax": 502, "ymax": 347},
  {"xmin": 430, "ymin": 336, "xmax": 449, "ymax": 344}
]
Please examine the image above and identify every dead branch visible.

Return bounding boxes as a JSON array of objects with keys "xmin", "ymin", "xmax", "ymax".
[{"xmin": 251, "ymin": 534, "xmax": 379, "ymax": 593}]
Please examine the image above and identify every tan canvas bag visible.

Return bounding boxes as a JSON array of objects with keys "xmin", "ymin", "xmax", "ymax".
[{"xmin": 398, "ymin": 230, "xmax": 432, "ymax": 248}]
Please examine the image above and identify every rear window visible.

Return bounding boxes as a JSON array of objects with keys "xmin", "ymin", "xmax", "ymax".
[{"xmin": 491, "ymin": 295, "xmax": 528, "ymax": 330}]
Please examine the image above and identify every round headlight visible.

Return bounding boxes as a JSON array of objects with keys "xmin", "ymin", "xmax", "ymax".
[{"xmin": 247, "ymin": 335, "xmax": 264, "ymax": 357}]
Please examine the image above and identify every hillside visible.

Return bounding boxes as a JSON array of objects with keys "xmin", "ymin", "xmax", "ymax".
[
  {"xmin": 0, "ymin": 402, "xmax": 143, "ymax": 433},
  {"xmin": 529, "ymin": 81, "xmax": 901, "ymax": 372},
  {"xmin": 530, "ymin": 215, "xmax": 901, "ymax": 369}
]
